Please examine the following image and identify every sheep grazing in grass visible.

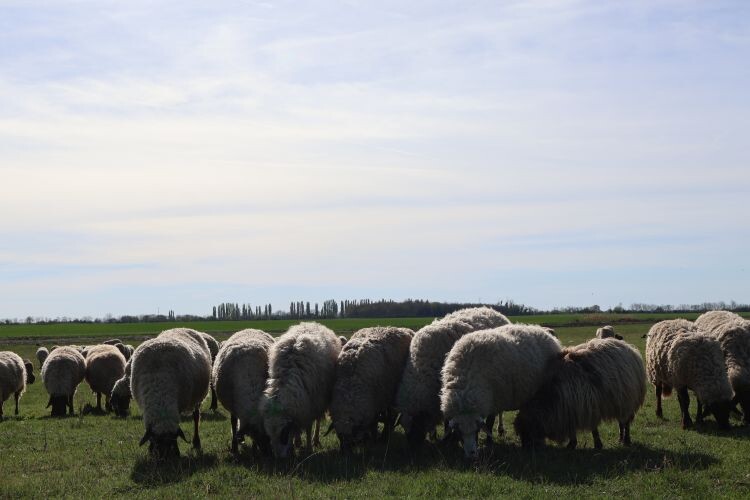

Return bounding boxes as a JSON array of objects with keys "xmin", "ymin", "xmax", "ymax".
[
  {"xmin": 198, "ymin": 332, "xmax": 221, "ymax": 412},
  {"xmin": 41, "ymin": 346, "xmax": 86, "ymax": 417},
  {"xmin": 110, "ymin": 357, "xmax": 132, "ymax": 417},
  {"xmin": 131, "ymin": 328, "xmax": 212, "ymax": 458},
  {"xmin": 645, "ymin": 319, "xmax": 733, "ymax": 430},
  {"xmin": 699, "ymin": 318, "xmax": 750, "ymax": 425},
  {"xmin": 212, "ymin": 329, "xmax": 275, "ymax": 455},
  {"xmin": 514, "ymin": 338, "xmax": 646, "ymax": 450},
  {"xmin": 0, "ymin": 352, "xmax": 35, "ymax": 419},
  {"xmin": 84, "ymin": 344, "xmax": 126, "ymax": 413},
  {"xmin": 330, "ymin": 327, "xmax": 413, "ymax": 451},
  {"xmin": 261, "ymin": 322, "xmax": 342, "ymax": 458},
  {"xmin": 596, "ymin": 325, "xmax": 623, "ymax": 340},
  {"xmin": 36, "ymin": 347, "xmax": 49, "ymax": 368},
  {"xmin": 440, "ymin": 324, "xmax": 562, "ymax": 458},
  {"xmin": 395, "ymin": 307, "xmax": 510, "ymax": 446},
  {"xmin": 694, "ymin": 311, "xmax": 744, "ymax": 335}
]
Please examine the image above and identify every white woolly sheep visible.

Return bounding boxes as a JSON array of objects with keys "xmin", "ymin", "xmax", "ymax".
[
  {"xmin": 645, "ymin": 319, "xmax": 733, "ymax": 430},
  {"xmin": 596, "ymin": 325, "xmax": 623, "ymax": 340},
  {"xmin": 36, "ymin": 347, "xmax": 49, "ymax": 368},
  {"xmin": 395, "ymin": 307, "xmax": 510, "ymax": 446},
  {"xmin": 198, "ymin": 332, "xmax": 221, "ymax": 411},
  {"xmin": 84, "ymin": 344, "xmax": 126, "ymax": 413},
  {"xmin": 41, "ymin": 346, "xmax": 86, "ymax": 417},
  {"xmin": 440, "ymin": 324, "xmax": 562, "ymax": 458},
  {"xmin": 131, "ymin": 328, "xmax": 212, "ymax": 458},
  {"xmin": 330, "ymin": 326, "xmax": 413, "ymax": 451},
  {"xmin": 110, "ymin": 357, "xmax": 132, "ymax": 417},
  {"xmin": 700, "ymin": 318, "xmax": 750, "ymax": 425},
  {"xmin": 260, "ymin": 322, "xmax": 342, "ymax": 458},
  {"xmin": 694, "ymin": 310, "xmax": 744, "ymax": 335},
  {"xmin": 212, "ymin": 329, "xmax": 275, "ymax": 454},
  {"xmin": 0, "ymin": 352, "xmax": 35, "ymax": 418},
  {"xmin": 514, "ymin": 338, "xmax": 646, "ymax": 450}
]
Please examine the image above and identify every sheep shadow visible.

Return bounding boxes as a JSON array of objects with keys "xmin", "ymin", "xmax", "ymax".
[
  {"xmin": 130, "ymin": 452, "xmax": 219, "ymax": 486},
  {"xmin": 695, "ymin": 421, "xmax": 750, "ymax": 439},
  {"xmin": 230, "ymin": 433, "xmax": 719, "ymax": 486},
  {"xmin": 473, "ymin": 441, "xmax": 718, "ymax": 485}
]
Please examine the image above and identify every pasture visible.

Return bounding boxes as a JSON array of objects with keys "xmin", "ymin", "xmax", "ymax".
[{"xmin": 1, "ymin": 315, "xmax": 750, "ymax": 498}]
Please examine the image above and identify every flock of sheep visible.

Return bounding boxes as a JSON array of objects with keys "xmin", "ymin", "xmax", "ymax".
[{"xmin": 1, "ymin": 307, "xmax": 748, "ymax": 461}]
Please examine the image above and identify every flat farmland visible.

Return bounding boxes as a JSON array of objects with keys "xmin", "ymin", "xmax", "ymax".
[{"xmin": 1, "ymin": 315, "xmax": 749, "ymax": 498}]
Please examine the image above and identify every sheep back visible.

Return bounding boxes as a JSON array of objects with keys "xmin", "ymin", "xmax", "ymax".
[
  {"xmin": 41, "ymin": 346, "xmax": 86, "ymax": 399},
  {"xmin": 695, "ymin": 311, "xmax": 744, "ymax": 335},
  {"xmin": 330, "ymin": 326, "xmax": 413, "ymax": 439},
  {"xmin": 85, "ymin": 344, "xmax": 127, "ymax": 396}
]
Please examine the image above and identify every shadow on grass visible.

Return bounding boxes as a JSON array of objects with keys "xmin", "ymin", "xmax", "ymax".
[
  {"xmin": 695, "ymin": 421, "xmax": 750, "ymax": 439},
  {"xmin": 130, "ymin": 452, "xmax": 219, "ymax": 486},
  {"xmin": 224, "ymin": 432, "xmax": 719, "ymax": 486}
]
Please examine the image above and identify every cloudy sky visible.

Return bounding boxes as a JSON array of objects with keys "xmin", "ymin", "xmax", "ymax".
[{"xmin": 1, "ymin": 0, "xmax": 749, "ymax": 318}]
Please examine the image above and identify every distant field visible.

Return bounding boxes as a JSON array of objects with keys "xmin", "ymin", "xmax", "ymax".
[
  {"xmin": 4, "ymin": 312, "xmax": 747, "ymax": 343},
  {"xmin": 1, "ymin": 321, "xmax": 749, "ymax": 498}
]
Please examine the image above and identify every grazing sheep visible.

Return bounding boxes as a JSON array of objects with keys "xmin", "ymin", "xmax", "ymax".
[
  {"xmin": 41, "ymin": 346, "xmax": 86, "ymax": 417},
  {"xmin": 103, "ymin": 339, "xmax": 124, "ymax": 346},
  {"xmin": 596, "ymin": 325, "xmax": 623, "ymax": 340},
  {"xmin": 330, "ymin": 327, "xmax": 414, "ymax": 451},
  {"xmin": 260, "ymin": 322, "xmax": 342, "ymax": 458},
  {"xmin": 700, "ymin": 319, "xmax": 750, "ymax": 425},
  {"xmin": 110, "ymin": 357, "xmax": 132, "ymax": 417},
  {"xmin": 113, "ymin": 343, "xmax": 134, "ymax": 361},
  {"xmin": 36, "ymin": 347, "xmax": 49, "ymax": 368},
  {"xmin": 440, "ymin": 324, "xmax": 562, "ymax": 458},
  {"xmin": 694, "ymin": 310, "xmax": 744, "ymax": 335},
  {"xmin": 514, "ymin": 338, "xmax": 646, "ymax": 450},
  {"xmin": 84, "ymin": 344, "xmax": 126, "ymax": 413},
  {"xmin": 131, "ymin": 328, "xmax": 212, "ymax": 458},
  {"xmin": 212, "ymin": 329, "xmax": 275, "ymax": 454},
  {"xmin": 395, "ymin": 307, "xmax": 510, "ymax": 446},
  {"xmin": 339, "ymin": 336, "xmax": 348, "ymax": 346},
  {"xmin": 645, "ymin": 319, "xmax": 733, "ymax": 430},
  {"xmin": 198, "ymin": 332, "xmax": 221, "ymax": 412},
  {"xmin": 0, "ymin": 352, "xmax": 35, "ymax": 418}
]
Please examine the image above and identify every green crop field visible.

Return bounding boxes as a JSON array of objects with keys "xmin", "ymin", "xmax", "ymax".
[{"xmin": 1, "ymin": 316, "xmax": 749, "ymax": 498}]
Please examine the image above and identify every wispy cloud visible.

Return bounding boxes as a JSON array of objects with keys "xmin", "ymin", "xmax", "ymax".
[{"xmin": 1, "ymin": 0, "xmax": 748, "ymax": 317}]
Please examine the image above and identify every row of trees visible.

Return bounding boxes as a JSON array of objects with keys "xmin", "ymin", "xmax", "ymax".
[{"xmin": 6, "ymin": 300, "xmax": 750, "ymax": 325}]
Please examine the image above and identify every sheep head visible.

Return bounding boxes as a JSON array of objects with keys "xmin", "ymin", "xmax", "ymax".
[{"xmin": 139, "ymin": 426, "xmax": 187, "ymax": 459}]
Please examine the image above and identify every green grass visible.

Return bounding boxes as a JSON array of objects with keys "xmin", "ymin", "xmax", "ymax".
[{"xmin": 1, "ymin": 318, "xmax": 750, "ymax": 498}]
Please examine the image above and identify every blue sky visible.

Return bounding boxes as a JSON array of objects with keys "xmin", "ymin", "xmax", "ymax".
[{"xmin": 1, "ymin": 0, "xmax": 749, "ymax": 318}]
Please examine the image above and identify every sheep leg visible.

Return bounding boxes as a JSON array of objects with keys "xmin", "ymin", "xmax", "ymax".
[
  {"xmin": 622, "ymin": 417, "xmax": 632, "ymax": 446},
  {"xmin": 677, "ymin": 387, "xmax": 692, "ymax": 429},
  {"xmin": 230, "ymin": 414, "xmax": 239, "ymax": 454},
  {"xmin": 497, "ymin": 412, "xmax": 504, "ymax": 436},
  {"xmin": 484, "ymin": 415, "xmax": 495, "ymax": 445},
  {"xmin": 0, "ymin": 401, "xmax": 3, "ymax": 418},
  {"xmin": 566, "ymin": 434, "xmax": 577, "ymax": 449},
  {"xmin": 15, "ymin": 391, "xmax": 20, "ymax": 415},
  {"xmin": 305, "ymin": 422, "xmax": 313, "ymax": 452},
  {"xmin": 210, "ymin": 385, "xmax": 218, "ymax": 412},
  {"xmin": 192, "ymin": 408, "xmax": 202, "ymax": 450},
  {"xmin": 313, "ymin": 418, "xmax": 321, "ymax": 447},
  {"xmin": 68, "ymin": 394, "xmax": 74, "ymax": 415},
  {"xmin": 105, "ymin": 395, "xmax": 112, "ymax": 413},
  {"xmin": 96, "ymin": 392, "xmax": 102, "ymax": 412},
  {"xmin": 655, "ymin": 384, "xmax": 663, "ymax": 418},
  {"xmin": 592, "ymin": 427, "xmax": 603, "ymax": 450},
  {"xmin": 696, "ymin": 399, "xmax": 704, "ymax": 424}
]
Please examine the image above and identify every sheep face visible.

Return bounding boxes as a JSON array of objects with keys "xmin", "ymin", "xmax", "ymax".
[
  {"xmin": 336, "ymin": 421, "xmax": 377, "ymax": 452},
  {"xmin": 405, "ymin": 411, "xmax": 432, "ymax": 446},
  {"xmin": 110, "ymin": 393, "xmax": 131, "ymax": 417},
  {"xmin": 512, "ymin": 410, "xmax": 546, "ymax": 449},
  {"xmin": 47, "ymin": 395, "xmax": 68, "ymax": 417},
  {"xmin": 446, "ymin": 415, "xmax": 485, "ymax": 459},
  {"xmin": 24, "ymin": 361, "xmax": 35, "ymax": 384},
  {"xmin": 139, "ymin": 427, "xmax": 187, "ymax": 459},
  {"xmin": 241, "ymin": 424, "xmax": 272, "ymax": 456},
  {"xmin": 274, "ymin": 421, "xmax": 299, "ymax": 458},
  {"xmin": 705, "ymin": 400, "xmax": 733, "ymax": 430}
]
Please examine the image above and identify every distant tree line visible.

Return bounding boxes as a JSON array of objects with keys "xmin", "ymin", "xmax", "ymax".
[{"xmin": 4, "ymin": 300, "xmax": 750, "ymax": 325}]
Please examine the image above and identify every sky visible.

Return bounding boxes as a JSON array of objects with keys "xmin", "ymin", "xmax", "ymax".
[{"xmin": 1, "ymin": 0, "xmax": 749, "ymax": 319}]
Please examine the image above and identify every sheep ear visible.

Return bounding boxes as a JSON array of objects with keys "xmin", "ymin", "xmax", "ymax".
[
  {"xmin": 176, "ymin": 428, "xmax": 188, "ymax": 442},
  {"xmin": 615, "ymin": 334, "xmax": 624, "ymax": 340},
  {"xmin": 323, "ymin": 421, "xmax": 335, "ymax": 437},
  {"xmin": 139, "ymin": 428, "xmax": 153, "ymax": 446}
]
